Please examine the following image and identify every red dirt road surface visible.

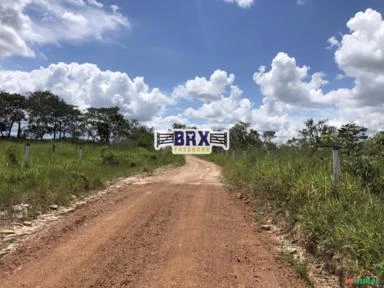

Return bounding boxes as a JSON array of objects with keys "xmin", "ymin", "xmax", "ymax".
[{"xmin": 0, "ymin": 156, "xmax": 308, "ymax": 287}]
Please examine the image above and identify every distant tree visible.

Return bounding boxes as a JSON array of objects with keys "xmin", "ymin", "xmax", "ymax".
[
  {"xmin": 172, "ymin": 123, "xmax": 187, "ymax": 129},
  {"xmin": 230, "ymin": 122, "xmax": 250, "ymax": 150},
  {"xmin": 228, "ymin": 122, "xmax": 263, "ymax": 150},
  {"xmin": 62, "ymin": 107, "xmax": 84, "ymax": 142},
  {"xmin": 0, "ymin": 92, "xmax": 26, "ymax": 138},
  {"xmin": 129, "ymin": 125, "xmax": 154, "ymax": 149},
  {"xmin": 26, "ymin": 91, "xmax": 66, "ymax": 140},
  {"xmin": 171, "ymin": 123, "xmax": 197, "ymax": 130},
  {"xmin": 247, "ymin": 129, "xmax": 262, "ymax": 148},
  {"xmin": 0, "ymin": 122, "xmax": 6, "ymax": 137},
  {"xmin": 84, "ymin": 107, "xmax": 131, "ymax": 144},
  {"xmin": 338, "ymin": 123, "xmax": 368, "ymax": 155},
  {"xmin": 298, "ymin": 119, "xmax": 330, "ymax": 147},
  {"xmin": 262, "ymin": 130, "xmax": 276, "ymax": 150}
]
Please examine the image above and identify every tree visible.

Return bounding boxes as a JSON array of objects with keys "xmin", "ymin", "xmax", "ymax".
[
  {"xmin": 0, "ymin": 92, "xmax": 26, "ymax": 138},
  {"xmin": 262, "ymin": 130, "xmax": 276, "ymax": 150},
  {"xmin": 228, "ymin": 122, "xmax": 263, "ymax": 150},
  {"xmin": 247, "ymin": 129, "xmax": 262, "ymax": 148},
  {"xmin": 338, "ymin": 123, "xmax": 368, "ymax": 155},
  {"xmin": 26, "ymin": 91, "xmax": 66, "ymax": 140},
  {"xmin": 84, "ymin": 107, "xmax": 131, "ymax": 144},
  {"xmin": 298, "ymin": 119, "xmax": 331, "ymax": 147},
  {"xmin": 172, "ymin": 123, "xmax": 187, "ymax": 129},
  {"xmin": 230, "ymin": 122, "xmax": 250, "ymax": 150},
  {"xmin": 171, "ymin": 123, "xmax": 197, "ymax": 130}
]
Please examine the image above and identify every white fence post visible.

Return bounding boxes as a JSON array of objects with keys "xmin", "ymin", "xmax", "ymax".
[
  {"xmin": 24, "ymin": 143, "xmax": 30, "ymax": 168},
  {"xmin": 79, "ymin": 146, "xmax": 83, "ymax": 161}
]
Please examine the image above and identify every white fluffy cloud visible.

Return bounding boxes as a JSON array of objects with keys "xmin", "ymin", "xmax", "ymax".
[
  {"xmin": 172, "ymin": 69, "xmax": 235, "ymax": 103},
  {"xmin": 249, "ymin": 9, "xmax": 384, "ymax": 138},
  {"xmin": 0, "ymin": 0, "xmax": 129, "ymax": 59},
  {"xmin": 183, "ymin": 85, "xmax": 252, "ymax": 128},
  {"xmin": 2, "ymin": 8, "xmax": 384, "ymax": 140},
  {"xmin": 331, "ymin": 9, "xmax": 384, "ymax": 108},
  {"xmin": 223, "ymin": 0, "xmax": 254, "ymax": 8},
  {"xmin": 0, "ymin": 62, "xmax": 172, "ymax": 121},
  {"xmin": 254, "ymin": 52, "xmax": 329, "ymax": 107}
]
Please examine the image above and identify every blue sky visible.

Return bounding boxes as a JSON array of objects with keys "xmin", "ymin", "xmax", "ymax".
[{"xmin": 1, "ymin": 0, "xmax": 384, "ymax": 140}]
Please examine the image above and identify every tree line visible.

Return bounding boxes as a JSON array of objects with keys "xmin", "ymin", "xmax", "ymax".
[
  {"xmin": 0, "ymin": 91, "xmax": 148, "ymax": 145},
  {"xmin": 2, "ymin": 90, "xmax": 380, "ymax": 153},
  {"xmin": 226, "ymin": 119, "xmax": 382, "ymax": 156}
]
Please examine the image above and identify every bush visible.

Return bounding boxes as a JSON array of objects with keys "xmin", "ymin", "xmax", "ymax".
[
  {"xmin": 4, "ymin": 145, "xmax": 18, "ymax": 167},
  {"xmin": 101, "ymin": 147, "xmax": 119, "ymax": 165}
]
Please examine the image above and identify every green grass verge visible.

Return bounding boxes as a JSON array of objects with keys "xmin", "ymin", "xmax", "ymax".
[
  {"xmin": 203, "ymin": 149, "xmax": 384, "ymax": 279},
  {"xmin": 0, "ymin": 140, "xmax": 184, "ymax": 214}
]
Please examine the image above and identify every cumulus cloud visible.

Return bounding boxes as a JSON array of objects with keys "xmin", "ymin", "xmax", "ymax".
[
  {"xmin": 223, "ymin": 0, "xmax": 254, "ymax": 8},
  {"xmin": 2, "ymin": 8, "xmax": 384, "ymax": 139},
  {"xmin": 248, "ymin": 9, "xmax": 384, "ymax": 138},
  {"xmin": 330, "ymin": 8, "xmax": 384, "ymax": 108},
  {"xmin": 172, "ymin": 69, "xmax": 235, "ymax": 102},
  {"xmin": 253, "ymin": 52, "xmax": 329, "ymax": 107},
  {"xmin": 183, "ymin": 85, "xmax": 252, "ymax": 127},
  {"xmin": 0, "ymin": 62, "xmax": 172, "ymax": 121},
  {"xmin": 0, "ymin": 0, "xmax": 129, "ymax": 59}
]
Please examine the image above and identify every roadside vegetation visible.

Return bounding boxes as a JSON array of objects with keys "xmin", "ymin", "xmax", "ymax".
[
  {"xmin": 205, "ymin": 120, "xmax": 384, "ymax": 279},
  {"xmin": 0, "ymin": 91, "xmax": 184, "ymax": 215}
]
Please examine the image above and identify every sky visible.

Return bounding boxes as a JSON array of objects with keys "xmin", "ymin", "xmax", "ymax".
[{"xmin": 1, "ymin": 0, "xmax": 384, "ymax": 141}]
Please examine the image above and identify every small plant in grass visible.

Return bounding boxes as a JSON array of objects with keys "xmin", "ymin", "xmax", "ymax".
[
  {"xmin": 4, "ymin": 145, "xmax": 18, "ymax": 167},
  {"xmin": 281, "ymin": 252, "xmax": 314, "ymax": 287},
  {"xmin": 101, "ymin": 147, "xmax": 119, "ymax": 165},
  {"xmin": 254, "ymin": 211, "xmax": 263, "ymax": 224}
]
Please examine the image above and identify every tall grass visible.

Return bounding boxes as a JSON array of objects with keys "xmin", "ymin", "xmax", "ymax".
[
  {"xmin": 0, "ymin": 140, "xmax": 184, "ymax": 213},
  {"xmin": 205, "ymin": 149, "xmax": 384, "ymax": 278}
]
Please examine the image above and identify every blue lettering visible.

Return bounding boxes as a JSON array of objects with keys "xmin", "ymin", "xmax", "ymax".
[
  {"xmin": 198, "ymin": 131, "xmax": 209, "ymax": 146},
  {"xmin": 185, "ymin": 131, "xmax": 196, "ymax": 146},
  {"xmin": 174, "ymin": 131, "xmax": 184, "ymax": 146}
]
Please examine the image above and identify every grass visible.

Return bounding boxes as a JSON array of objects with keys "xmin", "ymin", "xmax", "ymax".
[
  {"xmin": 0, "ymin": 140, "xmax": 184, "ymax": 214},
  {"xmin": 281, "ymin": 252, "xmax": 314, "ymax": 287},
  {"xmin": 203, "ymin": 149, "xmax": 384, "ymax": 279}
]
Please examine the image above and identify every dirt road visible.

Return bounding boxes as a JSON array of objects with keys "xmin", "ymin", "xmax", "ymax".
[{"xmin": 0, "ymin": 156, "xmax": 307, "ymax": 287}]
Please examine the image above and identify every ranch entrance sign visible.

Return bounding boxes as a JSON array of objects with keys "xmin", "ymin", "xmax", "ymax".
[{"xmin": 154, "ymin": 129, "xmax": 230, "ymax": 155}]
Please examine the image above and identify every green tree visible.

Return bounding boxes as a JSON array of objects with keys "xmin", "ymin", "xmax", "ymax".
[
  {"xmin": 262, "ymin": 130, "xmax": 276, "ymax": 150},
  {"xmin": 247, "ymin": 129, "xmax": 262, "ymax": 148},
  {"xmin": 298, "ymin": 119, "xmax": 335, "ymax": 147},
  {"xmin": 230, "ymin": 122, "xmax": 250, "ymax": 150},
  {"xmin": 0, "ymin": 92, "xmax": 26, "ymax": 138},
  {"xmin": 26, "ymin": 91, "xmax": 66, "ymax": 140},
  {"xmin": 84, "ymin": 107, "xmax": 131, "ymax": 144},
  {"xmin": 338, "ymin": 123, "xmax": 368, "ymax": 155}
]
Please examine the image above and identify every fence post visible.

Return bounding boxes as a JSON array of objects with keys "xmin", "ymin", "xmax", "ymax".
[
  {"xmin": 24, "ymin": 143, "xmax": 30, "ymax": 168},
  {"xmin": 79, "ymin": 146, "xmax": 83, "ymax": 161},
  {"xmin": 52, "ymin": 143, "xmax": 56, "ymax": 153},
  {"xmin": 232, "ymin": 150, "xmax": 235, "ymax": 160},
  {"xmin": 332, "ymin": 144, "xmax": 341, "ymax": 183}
]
